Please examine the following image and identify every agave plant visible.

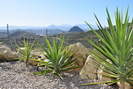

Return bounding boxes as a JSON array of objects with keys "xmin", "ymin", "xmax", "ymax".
[
  {"xmin": 0, "ymin": 41, "xmax": 3, "ymax": 45},
  {"xmin": 32, "ymin": 35, "xmax": 79, "ymax": 79},
  {"xmin": 16, "ymin": 38, "xmax": 35, "ymax": 67},
  {"xmin": 82, "ymin": 6, "xmax": 133, "ymax": 89}
]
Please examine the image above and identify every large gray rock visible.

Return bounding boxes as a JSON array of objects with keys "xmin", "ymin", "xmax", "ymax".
[{"xmin": 0, "ymin": 45, "xmax": 19, "ymax": 62}]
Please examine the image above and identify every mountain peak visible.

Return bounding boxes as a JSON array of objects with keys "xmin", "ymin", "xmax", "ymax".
[{"xmin": 68, "ymin": 26, "xmax": 84, "ymax": 32}]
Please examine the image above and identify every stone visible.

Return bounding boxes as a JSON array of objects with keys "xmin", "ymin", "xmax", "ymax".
[
  {"xmin": 117, "ymin": 82, "xmax": 132, "ymax": 89},
  {"xmin": 97, "ymin": 59, "xmax": 113, "ymax": 82},
  {"xmin": 66, "ymin": 42, "xmax": 89, "ymax": 70},
  {"xmin": 80, "ymin": 55, "xmax": 99, "ymax": 79},
  {"xmin": 0, "ymin": 45, "xmax": 19, "ymax": 62}
]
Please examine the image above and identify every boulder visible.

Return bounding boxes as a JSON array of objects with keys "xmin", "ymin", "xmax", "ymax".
[
  {"xmin": 66, "ymin": 42, "xmax": 89, "ymax": 69},
  {"xmin": 0, "ymin": 45, "xmax": 19, "ymax": 62},
  {"xmin": 80, "ymin": 55, "xmax": 99, "ymax": 79},
  {"xmin": 80, "ymin": 55, "xmax": 113, "ymax": 81}
]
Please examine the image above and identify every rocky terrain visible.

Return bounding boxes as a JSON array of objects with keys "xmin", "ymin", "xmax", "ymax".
[
  {"xmin": 0, "ymin": 61, "xmax": 118, "ymax": 89},
  {"xmin": 0, "ymin": 43, "xmax": 119, "ymax": 89}
]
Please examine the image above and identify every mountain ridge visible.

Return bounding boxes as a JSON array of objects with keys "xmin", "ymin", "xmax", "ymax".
[{"xmin": 0, "ymin": 23, "xmax": 98, "ymax": 31}]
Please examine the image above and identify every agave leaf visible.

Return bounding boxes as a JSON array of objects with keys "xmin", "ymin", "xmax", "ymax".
[
  {"xmin": 36, "ymin": 42, "xmax": 54, "ymax": 63},
  {"xmin": 61, "ymin": 59, "xmax": 77, "ymax": 68},
  {"xmin": 58, "ymin": 35, "xmax": 64, "ymax": 55},
  {"xmin": 104, "ymin": 27, "xmax": 118, "ymax": 55},
  {"xmin": 126, "ymin": 68, "xmax": 133, "ymax": 77},
  {"xmin": 108, "ymin": 80, "xmax": 120, "ymax": 85},
  {"xmin": 43, "ymin": 66, "xmax": 47, "ymax": 77},
  {"xmin": 55, "ymin": 36, "xmax": 64, "ymax": 64},
  {"xmin": 45, "ymin": 36, "xmax": 54, "ymax": 60},
  {"xmin": 30, "ymin": 59, "xmax": 49, "ymax": 65},
  {"xmin": 16, "ymin": 44, "xmax": 26, "ymax": 56},
  {"xmin": 36, "ymin": 42, "xmax": 49, "ymax": 55},
  {"xmin": 59, "ymin": 46, "xmax": 75, "ymax": 65},
  {"xmin": 126, "ymin": 19, "xmax": 133, "ymax": 41},
  {"xmin": 94, "ymin": 18, "xmax": 109, "ymax": 43},
  {"xmin": 53, "ymin": 36, "xmax": 57, "ymax": 61},
  {"xmin": 97, "ymin": 72, "xmax": 118, "ymax": 78},
  {"xmin": 53, "ymin": 72, "xmax": 63, "ymax": 80},
  {"xmin": 30, "ymin": 40, "xmax": 35, "ymax": 50},
  {"xmin": 0, "ymin": 41, "xmax": 3, "ymax": 45},
  {"xmin": 86, "ymin": 49, "xmax": 118, "ymax": 72},
  {"xmin": 84, "ymin": 34, "xmax": 101, "ymax": 48},
  {"xmin": 82, "ymin": 81, "xmax": 113, "ymax": 85},
  {"xmin": 84, "ymin": 35, "xmax": 119, "ymax": 65},
  {"xmin": 85, "ymin": 21, "xmax": 116, "ymax": 54},
  {"xmin": 60, "ymin": 66, "xmax": 81, "ymax": 72},
  {"xmin": 106, "ymin": 8, "xmax": 117, "ymax": 47},
  {"xmin": 84, "ymin": 36, "xmax": 108, "ymax": 56},
  {"xmin": 127, "ymin": 81, "xmax": 133, "ymax": 86},
  {"xmin": 98, "ymin": 66, "xmax": 117, "ymax": 75}
]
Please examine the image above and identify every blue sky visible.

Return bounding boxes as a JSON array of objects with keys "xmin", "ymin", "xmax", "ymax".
[{"xmin": 0, "ymin": 0, "xmax": 132, "ymax": 27}]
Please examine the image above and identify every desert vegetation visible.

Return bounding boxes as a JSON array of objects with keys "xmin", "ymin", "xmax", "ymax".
[{"xmin": 83, "ymin": 6, "xmax": 133, "ymax": 89}]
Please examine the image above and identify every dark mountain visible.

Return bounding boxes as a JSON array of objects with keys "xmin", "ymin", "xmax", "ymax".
[{"xmin": 68, "ymin": 26, "xmax": 84, "ymax": 32}]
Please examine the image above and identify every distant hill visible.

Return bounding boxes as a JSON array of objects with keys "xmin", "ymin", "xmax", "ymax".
[
  {"xmin": 68, "ymin": 26, "xmax": 84, "ymax": 32},
  {"xmin": 9, "ymin": 31, "xmax": 37, "ymax": 39},
  {"xmin": 0, "ymin": 29, "xmax": 64, "ymax": 36},
  {"xmin": 0, "ymin": 32, "xmax": 7, "ymax": 38},
  {"xmin": 26, "ymin": 29, "xmax": 64, "ymax": 35}
]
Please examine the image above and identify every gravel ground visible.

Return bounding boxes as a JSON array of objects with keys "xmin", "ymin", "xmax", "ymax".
[{"xmin": 0, "ymin": 61, "xmax": 118, "ymax": 89}]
